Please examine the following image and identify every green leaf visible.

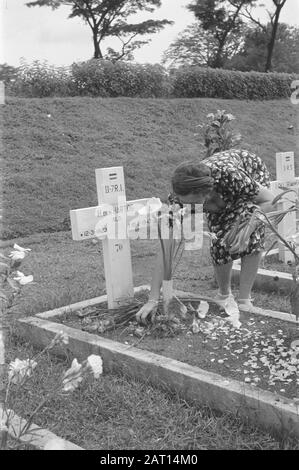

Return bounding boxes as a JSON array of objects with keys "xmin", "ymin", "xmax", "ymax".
[
  {"xmin": 7, "ymin": 277, "xmax": 20, "ymax": 291},
  {"xmin": 0, "ymin": 292, "xmax": 8, "ymax": 302},
  {"xmin": 0, "ymin": 261, "xmax": 9, "ymax": 270},
  {"xmin": 271, "ymin": 189, "xmax": 297, "ymax": 206},
  {"xmin": 264, "ymin": 240, "xmax": 278, "ymax": 258}
]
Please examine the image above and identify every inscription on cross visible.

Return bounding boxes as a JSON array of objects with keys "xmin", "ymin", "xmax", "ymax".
[{"xmin": 70, "ymin": 167, "xmax": 151, "ymax": 309}]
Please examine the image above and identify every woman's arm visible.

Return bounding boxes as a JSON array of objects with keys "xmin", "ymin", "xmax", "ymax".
[
  {"xmin": 253, "ymin": 183, "xmax": 276, "ymax": 213},
  {"xmin": 148, "ymin": 248, "xmax": 164, "ymax": 301},
  {"xmin": 135, "ymin": 245, "xmax": 164, "ymax": 324}
]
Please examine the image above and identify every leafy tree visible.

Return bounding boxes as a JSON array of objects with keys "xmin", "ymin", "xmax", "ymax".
[
  {"xmin": 26, "ymin": 0, "xmax": 173, "ymax": 61},
  {"xmin": 186, "ymin": 0, "xmax": 257, "ymax": 68},
  {"xmin": 162, "ymin": 23, "xmax": 244, "ymax": 67},
  {"xmin": 226, "ymin": 23, "xmax": 299, "ymax": 73},
  {"xmin": 242, "ymin": 0, "xmax": 288, "ymax": 72}
]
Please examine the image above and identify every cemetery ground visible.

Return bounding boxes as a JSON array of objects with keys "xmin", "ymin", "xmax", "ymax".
[{"xmin": 1, "ymin": 96, "xmax": 298, "ymax": 449}]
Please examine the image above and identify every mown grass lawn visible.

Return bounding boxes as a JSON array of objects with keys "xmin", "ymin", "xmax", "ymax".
[{"xmin": 1, "ymin": 97, "xmax": 296, "ymax": 239}]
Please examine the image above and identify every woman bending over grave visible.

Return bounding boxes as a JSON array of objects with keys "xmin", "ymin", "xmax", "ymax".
[{"xmin": 136, "ymin": 148, "xmax": 276, "ymax": 324}]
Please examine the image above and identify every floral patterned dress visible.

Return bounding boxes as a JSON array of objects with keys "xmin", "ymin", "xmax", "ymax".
[{"xmin": 169, "ymin": 149, "xmax": 271, "ymax": 265}]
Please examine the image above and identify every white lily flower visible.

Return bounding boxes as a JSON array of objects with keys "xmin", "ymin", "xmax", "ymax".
[
  {"xmin": 13, "ymin": 244, "xmax": 31, "ymax": 253},
  {"xmin": 138, "ymin": 197, "xmax": 162, "ymax": 216},
  {"xmin": 8, "ymin": 358, "xmax": 37, "ymax": 385},
  {"xmin": 21, "ymin": 276, "xmax": 34, "ymax": 286},
  {"xmin": 9, "ymin": 250, "xmax": 26, "ymax": 261},
  {"xmin": 86, "ymin": 354, "xmax": 103, "ymax": 379},
  {"xmin": 62, "ymin": 359, "xmax": 83, "ymax": 392},
  {"xmin": 13, "ymin": 271, "xmax": 33, "ymax": 285},
  {"xmin": 49, "ymin": 331, "xmax": 69, "ymax": 348}
]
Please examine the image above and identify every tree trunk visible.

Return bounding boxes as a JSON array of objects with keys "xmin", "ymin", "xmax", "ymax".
[
  {"xmin": 212, "ymin": 41, "xmax": 226, "ymax": 68},
  {"xmin": 265, "ymin": 3, "xmax": 284, "ymax": 72},
  {"xmin": 93, "ymin": 30, "xmax": 103, "ymax": 59}
]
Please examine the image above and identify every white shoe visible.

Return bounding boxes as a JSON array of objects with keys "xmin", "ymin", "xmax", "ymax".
[
  {"xmin": 215, "ymin": 293, "xmax": 241, "ymax": 328},
  {"xmin": 214, "ymin": 293, "xmax": 239, "ymax": 315}
]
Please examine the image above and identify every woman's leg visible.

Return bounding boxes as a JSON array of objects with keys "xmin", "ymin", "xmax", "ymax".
[
  {"xmin": 213, "ymin": 261, "xmax": 233, "ymax": 296},
  {"xmin": 239, "ymin": 251, "xmax": 263, "ymax": 300}
]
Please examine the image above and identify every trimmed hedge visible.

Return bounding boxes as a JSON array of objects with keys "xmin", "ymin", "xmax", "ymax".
[
  {"xmin": 171, "ymin": 66, "xmax": 297, "ymax": 100},
  {"xmin": 71, "ymin": 60, "xmax": 171, "ymax": 98},
  {"xmin": 6, "ymin": 60, "xmax": 297, "ymax": 100}
]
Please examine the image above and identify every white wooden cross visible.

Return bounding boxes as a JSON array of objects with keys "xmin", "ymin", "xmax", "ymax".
[
  {"xmin": 270, "ymin": 152, "xmax": 299, "ymax": 263},
  {"xmin": 70, "ymin": 166, "xmax": 151, "ymax": 309}
]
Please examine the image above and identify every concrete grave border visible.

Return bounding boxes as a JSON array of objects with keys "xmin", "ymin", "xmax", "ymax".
[
  {"xmin": 0, "ymin": 406, "xmax": 83, "ymax": 450},
  {"xmin": 15, "ymin": 286, "xmax": 299, "ymax": 440},
  {"xmin": 232, "ymin": 258, "xmax": 294, "ymax": 294}
]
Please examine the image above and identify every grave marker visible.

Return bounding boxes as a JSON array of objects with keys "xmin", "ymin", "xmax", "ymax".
[
  {"xmin": 270, "ymin": 152, "xmax": 299, "ymax": 263},
  {"xmin": 70, "ymin": 167, "xmax": 151, "ymax": 309}
]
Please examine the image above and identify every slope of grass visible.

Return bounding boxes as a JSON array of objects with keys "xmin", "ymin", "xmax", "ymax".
[{"xmin": 1, "ymin": 97, "xmax": 296, "ymax": 239}]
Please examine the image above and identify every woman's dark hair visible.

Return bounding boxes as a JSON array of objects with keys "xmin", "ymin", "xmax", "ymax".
[{"xmin": 171, "ymin": 161, "xmax": 214, "ymax": 196}]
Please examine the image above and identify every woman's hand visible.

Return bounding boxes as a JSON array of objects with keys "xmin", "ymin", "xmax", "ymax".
[
  {"xmin": 136, "ymin": 300, "xmax": 159, "ymax": 324},
  {"xmin": 254, "ymin": 184, "xmax": 276, "ymax": 213}
]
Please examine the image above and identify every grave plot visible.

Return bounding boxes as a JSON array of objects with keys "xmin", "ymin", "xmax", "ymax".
[
  {"xmin": 37, "ymin": 288, "xmax": 299, "ymax": 399},
  {"xmin": 15, "ymin": 292, "xmax": 299, "ymax": 442},
  {"xmin": 15, "ymin": 166, "xmax": 299, "ymax": 441}
]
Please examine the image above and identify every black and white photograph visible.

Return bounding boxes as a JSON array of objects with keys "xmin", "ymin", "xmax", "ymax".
[{"xmin": 0, "ymin": 0, "xmax": 299, "ymax": 453}]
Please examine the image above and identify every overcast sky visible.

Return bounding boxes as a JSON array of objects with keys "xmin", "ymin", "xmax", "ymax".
[{"xmin": 1, "ymin": 0, "xmax": 299, "ymax": 66}]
